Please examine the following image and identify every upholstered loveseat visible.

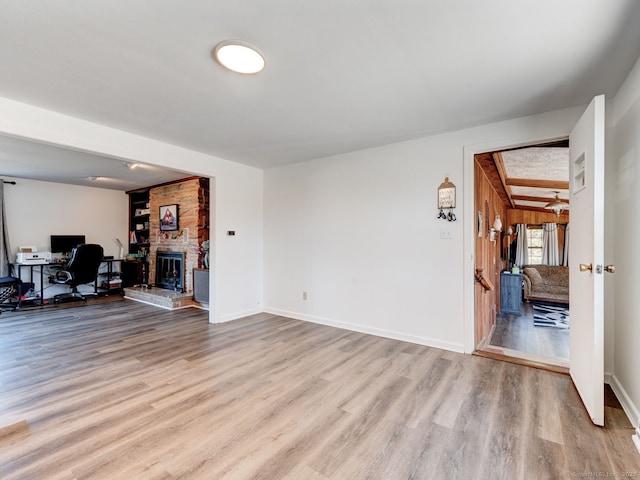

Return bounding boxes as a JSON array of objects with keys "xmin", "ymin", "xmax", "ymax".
[{"xmin": 521, "ymin": 265, "xmax": 569, "ymax": 304}]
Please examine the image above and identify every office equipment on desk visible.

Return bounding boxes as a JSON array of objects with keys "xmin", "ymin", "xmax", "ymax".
[
  {"xmin": 16, "ymin": 251, "xmax": 52, "ymax": 265},
  {"xmin": 53, "ymin": 244, "xmax": 104, "ymax": 303},
  {"xmin": 50, "ymin": 234, "xmax": 86, "ymax": 257},
  {"xmin": 115, "ymin": 238, "xmax": 124, "ymax": 260}
]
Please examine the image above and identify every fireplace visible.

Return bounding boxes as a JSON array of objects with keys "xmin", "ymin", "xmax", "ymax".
[{"xmin": 155, "ymin": 251, "xmax": 185, "ymax": 292}]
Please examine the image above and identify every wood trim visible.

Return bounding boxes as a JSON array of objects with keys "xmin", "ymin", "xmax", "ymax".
[
  {"xmin": 505, "ymin": 178, "xmax": 569, "ymax": 190},
  {"xmin": 512, "ymin": 194, "xmax": 570, "ymax": 205},
  {"xmin": 473, "ymin": 350, "xmax": 570, "ymax": 375},
  {"xmin": 492, "ymin": 152, "xmax": 515, "ymax": 208}
]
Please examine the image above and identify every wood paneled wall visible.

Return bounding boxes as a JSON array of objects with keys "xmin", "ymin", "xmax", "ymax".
[
  {"xmin": 474, "ymin": 159, "xmax": 507, "ymax": 347},
  {"xmin": 505, "ymin": 209, "xmax": 568, "ymax": 266},
  {"xmin": 506, "ymin": 209, "xmax": 568, "ymax": 226}
]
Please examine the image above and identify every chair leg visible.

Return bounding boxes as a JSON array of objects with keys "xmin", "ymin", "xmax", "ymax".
[{"xmin": 54, "ymin": 288, "xmax": 87, "ymax": 303}]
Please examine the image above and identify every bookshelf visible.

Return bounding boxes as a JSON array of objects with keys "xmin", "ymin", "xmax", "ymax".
[{"xmin": 126, "ymin": 188, "xmax": 150, "ymax": 286}]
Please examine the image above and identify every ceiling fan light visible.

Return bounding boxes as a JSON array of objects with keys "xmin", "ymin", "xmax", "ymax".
[
  {"xmin": 214, "ymin": 40, "xmax": 265, "ymax": 74},
  {"xmin": 544, "ymin": 193, "xmax": 569, "ymax": 215}
]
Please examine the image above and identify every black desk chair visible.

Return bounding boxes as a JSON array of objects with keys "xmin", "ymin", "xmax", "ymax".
[
  {"xmin": 53, "ymin": 244, "xmax": 104, "ymax": 303},
  {"xmin": 0, "ymin": 276, "xmax": 22, "ymax": 313}
]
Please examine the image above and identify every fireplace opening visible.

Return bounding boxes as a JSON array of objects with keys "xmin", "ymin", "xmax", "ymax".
[{"xmin": 155, "ymin": 251, "xmax": 185, "ymax": 292}]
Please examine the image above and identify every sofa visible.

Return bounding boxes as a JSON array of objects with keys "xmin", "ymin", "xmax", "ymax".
[{"xmin": 521, "ymin": 265, "xmax": 569, "ymax": 304}]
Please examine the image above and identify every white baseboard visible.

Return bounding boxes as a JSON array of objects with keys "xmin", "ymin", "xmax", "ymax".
[
  {"xmin": 216, "ymin": 307, "xmax": 263, "ymax": 324},
  {"xmin": 263, "ymin": 307, "xmax": 465, "ymax": 353},
  {"xmin": 608, "ymin": 374, "xmax": 640, "ymax": 455}
]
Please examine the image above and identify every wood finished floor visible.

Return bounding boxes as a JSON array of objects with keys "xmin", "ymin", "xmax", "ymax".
[
  {"xmin": 489, "ymin": 303, "xmax": 570, "ymax": 362},
  {"xmin": 0, "ymin": 297, "xmax": 638, "ymax": 479}
]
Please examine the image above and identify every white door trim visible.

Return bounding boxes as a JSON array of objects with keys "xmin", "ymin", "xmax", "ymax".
[{"xmin": 462, "ymin": 133, "xmax": 570, "ymax": 354}]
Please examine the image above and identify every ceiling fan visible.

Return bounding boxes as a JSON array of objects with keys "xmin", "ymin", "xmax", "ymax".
[{"xmin": 544, "ymin": 191, "xmax": 569, "ymax": 216}]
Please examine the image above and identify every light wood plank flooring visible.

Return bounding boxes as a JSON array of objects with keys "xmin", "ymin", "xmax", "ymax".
[
  {"xmin": 0, "ymin": 297, "xmax": 638, "ymax": 479},
  {"xmin": 488, "ymin": 303, "xmax": 570, "ymax": 365}
]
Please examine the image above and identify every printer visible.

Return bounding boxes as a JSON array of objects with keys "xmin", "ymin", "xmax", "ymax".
[{"xmin": 16, "ymin": 251, "xmax": 52, "ymax": 265}]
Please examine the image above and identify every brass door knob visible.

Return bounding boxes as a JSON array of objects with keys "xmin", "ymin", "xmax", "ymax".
[
  {"xmin": 604, "ymin": 265, "xmax": 616, "ymax": 273},
  {"xmin": 579, "ymin": 263, "xmax": 593, "ymax": 272}
]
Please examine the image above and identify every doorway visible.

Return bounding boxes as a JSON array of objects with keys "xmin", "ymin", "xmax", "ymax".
[{"xmin": 471, "ymin": 140, "xmax": 570, "ymax": 369}]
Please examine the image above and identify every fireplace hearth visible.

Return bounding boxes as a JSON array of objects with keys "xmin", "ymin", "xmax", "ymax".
[{"xmin": 155, "ymin": 251, "xmax": 185, "ymax": 292}]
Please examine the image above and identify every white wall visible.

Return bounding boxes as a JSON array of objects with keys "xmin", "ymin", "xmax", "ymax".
[
  {"xmin": 3, "ymin": 176, "xmax": 128, "ymax": 258},
  {"xmin": 0, "ymin": 97, "xmax": 264, "ymax": 323},
  {"xmin": 2, "ymin": 176, "xmax": 128, "ymax": 296},
  {"xmin": 611, "ymin": 55, "xmax": 640, "ymax": 435},
  {"xmin": 264, "ymin": 105, "xmax": 586, "ymax": 352}
]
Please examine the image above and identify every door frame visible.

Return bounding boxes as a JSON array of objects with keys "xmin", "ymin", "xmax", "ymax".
[{"xmin": 462, "ymin": 133, "xmax": 571, "ymax": 354}]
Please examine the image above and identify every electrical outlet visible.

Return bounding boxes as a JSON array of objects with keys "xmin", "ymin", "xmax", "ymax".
[{"xmin": 302, "ymin": 291, "xmax": 308, "ymax": 301}]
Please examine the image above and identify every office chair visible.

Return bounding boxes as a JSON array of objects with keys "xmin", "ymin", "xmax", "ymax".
[{"xmin": 53, "ymin": 244, "xmax": 104, "ymax": 303}]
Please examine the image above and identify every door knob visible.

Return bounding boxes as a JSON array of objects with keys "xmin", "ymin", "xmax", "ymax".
[
  {"xmin": 604, "ymin": 264, "xmax": 616, "ymax": 273},
  {"xmin": 579, "ymin": 263, "xmax": 593, "ymax": 272}
]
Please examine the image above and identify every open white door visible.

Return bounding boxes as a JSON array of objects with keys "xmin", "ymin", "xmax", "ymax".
[{"xmin": 569, "ymin": 95, "xmax": 608, "ymax": 426}]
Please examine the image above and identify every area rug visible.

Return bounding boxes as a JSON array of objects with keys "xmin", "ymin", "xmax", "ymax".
[{"xmin": 533, "ymin": 303, "xmax": 570, "ymax": 329}]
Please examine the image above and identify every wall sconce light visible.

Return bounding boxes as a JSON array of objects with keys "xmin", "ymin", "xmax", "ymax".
[
  {"xmin": 489, "ymin": 214, "xmax": 502, "ymax": 241},
  {"xmin": 493, "ymin": 214, "xmax": 502, "ymax": 233}
]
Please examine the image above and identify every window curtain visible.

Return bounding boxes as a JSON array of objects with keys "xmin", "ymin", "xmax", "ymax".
[
  {"xmin": 0, "ymin": 180, "xmax": 12, "ymax": 277},
  {"xmin": 514, "ymin": 223, "xmax": 528, "ymax": 266},
  {"xmin": 562, "ymin": 223, "xmax": 570, "ymax": 266},
  {"xmin": 542, "ymin": 222, "xmax": 560, "ymax": 266}
]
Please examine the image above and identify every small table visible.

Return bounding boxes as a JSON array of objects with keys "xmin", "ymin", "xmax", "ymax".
[{"xmin": 500, "ymin": 272, "xmax": 523, "ymax": 315}]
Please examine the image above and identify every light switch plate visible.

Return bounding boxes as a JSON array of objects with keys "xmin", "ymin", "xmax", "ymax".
[{"xmin": 440, "ymin": 229, "xmax": 452, "ymax": 240}]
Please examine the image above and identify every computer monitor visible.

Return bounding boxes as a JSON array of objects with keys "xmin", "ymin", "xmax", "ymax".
[{"xmin": 50, "ymin": 235, "xmax": 86, "ymax": 256}]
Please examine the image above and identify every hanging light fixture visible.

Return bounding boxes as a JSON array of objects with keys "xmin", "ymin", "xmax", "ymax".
[{"xmin": 544, "ymin": 192, "xmax": 569, "ymax": 216}]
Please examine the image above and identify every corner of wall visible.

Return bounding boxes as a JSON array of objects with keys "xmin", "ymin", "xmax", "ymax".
[{"xmin": 609, "ymin": 374, "xmax": 640, "ymax": 443}]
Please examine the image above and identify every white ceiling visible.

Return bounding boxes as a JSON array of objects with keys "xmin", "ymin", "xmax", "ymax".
[
  {"xmin": 0, "ymin": 135, "xmax": 189, "ymax": 191},
  {"xmin": 1, "ymin": 1, "xmax": 640, "ymax": 190}
]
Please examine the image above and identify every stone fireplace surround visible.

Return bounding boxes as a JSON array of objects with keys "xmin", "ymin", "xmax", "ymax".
[
  {"xmin": 148, "ymin": 177, "xmax": 209, "ymax": 295},
  {"xmin": 124, "ymin": 177, "xmax": 209, "ymax": 309}
]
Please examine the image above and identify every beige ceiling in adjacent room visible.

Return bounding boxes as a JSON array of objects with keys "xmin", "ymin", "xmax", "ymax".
[{"xmin": 498, "ymin": 146, "xmax": 570, "ymax": 212}]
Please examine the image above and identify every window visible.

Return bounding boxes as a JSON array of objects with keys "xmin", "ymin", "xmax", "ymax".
[{"xmin": 526, "ymin": 226, "xmax": 543, "ymax": 265}]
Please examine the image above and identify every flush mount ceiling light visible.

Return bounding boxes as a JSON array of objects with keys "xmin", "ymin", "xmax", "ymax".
[
  {"xmin": 213, "ymin": 40, "xmax": 265, "ymax": 74},
  {"xmin": 125, "ymin": 162, "xmax": 139, "ymax": 169}
]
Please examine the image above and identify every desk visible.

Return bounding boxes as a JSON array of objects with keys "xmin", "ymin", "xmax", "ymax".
[
  {"xmin": 11, "ymin": 262, "xmax": 50, "ymax": 305},
  {"xmin": 11, "ymin": 259, "xmax": 123, "ymax": 305}
]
